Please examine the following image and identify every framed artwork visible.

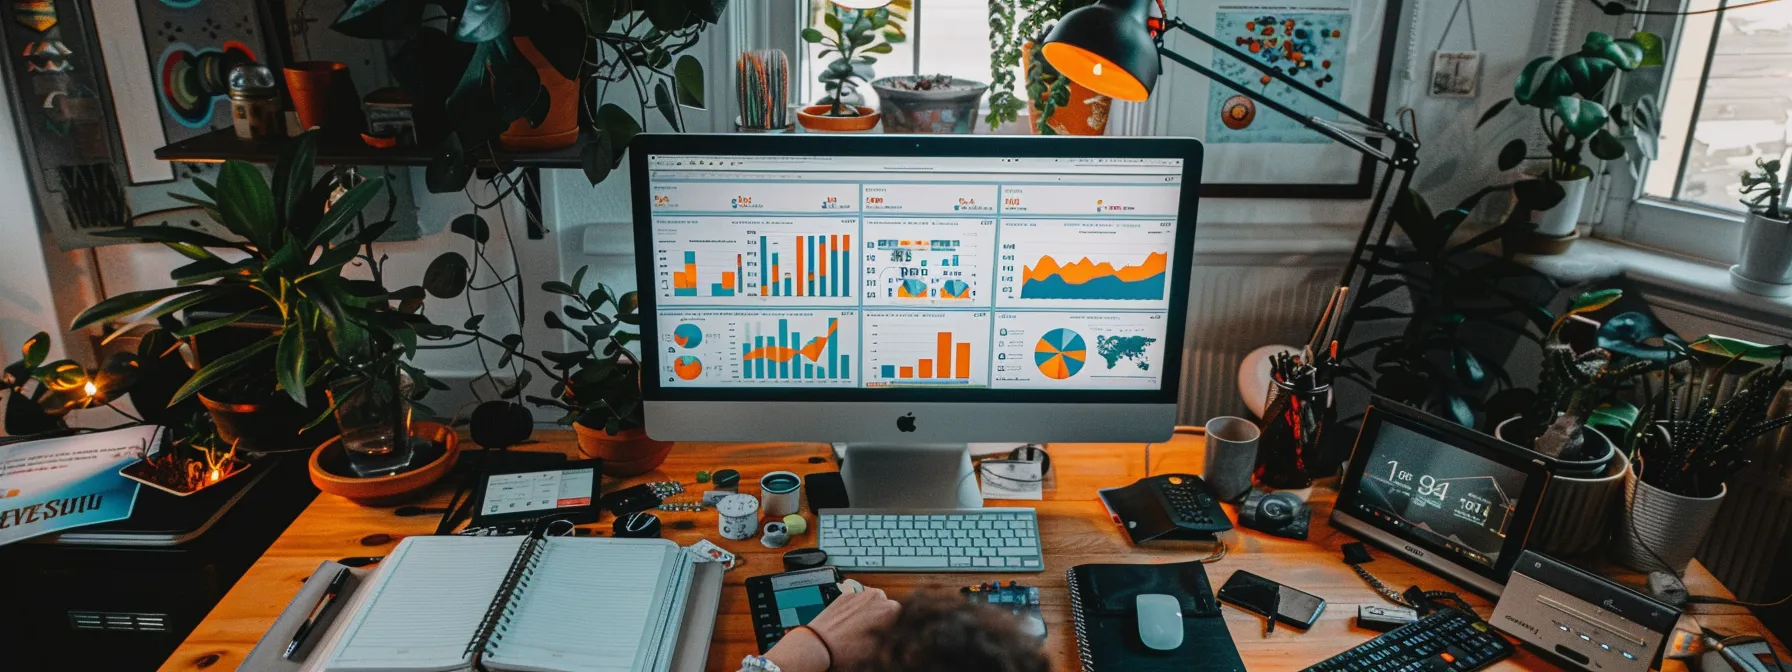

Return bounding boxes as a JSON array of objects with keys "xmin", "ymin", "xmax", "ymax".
[{"xmin": 1153, "ymin": 0, "xmax": 1405, "ymax": 198}]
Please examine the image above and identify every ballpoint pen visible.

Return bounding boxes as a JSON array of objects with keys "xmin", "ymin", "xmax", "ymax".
[{"xmin": 284, "ymin": 567, "xmax": 351, "ymax": 660}]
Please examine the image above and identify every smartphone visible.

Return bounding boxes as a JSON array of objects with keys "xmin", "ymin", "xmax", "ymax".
[
  {"xmin": 1217, "ymin": 570, "xmax": 1326, "ymax": 630},
  {"xmin": 746, "ymin": 566, "xmax": 845, "ymax": 653}
]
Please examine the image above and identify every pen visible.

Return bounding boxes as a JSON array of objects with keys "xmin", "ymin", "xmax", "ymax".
[
  {"xmin": 284, "ymin": 567, "xmax": 351, "ymax": 660},
  {"xmin": 1264, "ymin": 591, "xmax": 1280, "ymax": 636}
]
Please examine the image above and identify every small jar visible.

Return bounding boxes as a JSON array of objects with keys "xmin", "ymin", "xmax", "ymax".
[{"xmin": 228, "ymin": 64, "xmax": 280, "ymax": 140}]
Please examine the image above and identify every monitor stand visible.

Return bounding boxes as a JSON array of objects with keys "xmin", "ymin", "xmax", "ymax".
[{"xmin": 838, "ymin": 443, "xmax": 983, "ymax": 509}]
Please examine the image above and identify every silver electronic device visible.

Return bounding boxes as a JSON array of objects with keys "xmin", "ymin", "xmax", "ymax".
[
  {"xmin": 631, "ymin": 134, "xmax": 1202, "ymax": 512},
  {"xmin": 816, "ymin": 508, "xmax": 1043, "ymax": 572},
  {"xmin": 1492, "ymin": 550, "xmax": 1682, "ymax": 671}
]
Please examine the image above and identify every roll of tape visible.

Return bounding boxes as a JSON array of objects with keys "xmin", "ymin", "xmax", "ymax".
[{"xmin": 717, "ymin": 493, "xmax": 760, "ymax": 541}]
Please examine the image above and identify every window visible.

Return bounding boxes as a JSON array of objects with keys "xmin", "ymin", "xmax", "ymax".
[
  {"xmin": 798, "ymin": 0, "xmax": 996, "ymax": 114},
  {"xmin": 1642, "ymin": 0, "xmax": 1792, "ymax": 213}
]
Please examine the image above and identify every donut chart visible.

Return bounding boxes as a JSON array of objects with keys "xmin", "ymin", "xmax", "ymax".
[
  {"xmin": 1033, "ymin": 328, "xmax": 1087, "ymax": 380},
  {"xmin": 674, "ymin": 323, "xmax": 703, "ymax": 348},
  {"xmin": 673, "ymin": 356, "xmax": 703, "ymax": 381}
]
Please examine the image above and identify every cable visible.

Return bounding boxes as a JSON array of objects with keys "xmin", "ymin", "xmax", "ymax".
[{"xmin": 1588, "ymin": 0, "xmax": 1783, "ymax": 15}]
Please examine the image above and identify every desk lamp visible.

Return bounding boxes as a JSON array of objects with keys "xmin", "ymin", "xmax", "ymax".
[{"xmin": 1040, "ymin": 0, "xmax": 1421, "ymax": 347}]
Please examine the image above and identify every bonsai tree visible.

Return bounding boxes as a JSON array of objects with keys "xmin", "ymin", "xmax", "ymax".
[
  {"xmin": 527, "ymin": 267, "xmax": 644, "ymax": 435},
  {"xmin": 1478, "ymin": 31, "xmax": 1666, "ymax": 181},
  {"xmin": 802, "ymin": 5, "xmax": 900, "ymax": 117},
  {"xmin": 1740, "ymin": 158, "xmax": 1787, "ymax": 219},
  {"xmin": 986, "ymin": 0, "xmax": 1098, "ymax": 131}
]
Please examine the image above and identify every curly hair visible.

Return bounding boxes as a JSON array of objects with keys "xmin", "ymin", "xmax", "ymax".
[{"xmin": 848, "ymin": 590, "xmax": 1051, "ymax": 672}]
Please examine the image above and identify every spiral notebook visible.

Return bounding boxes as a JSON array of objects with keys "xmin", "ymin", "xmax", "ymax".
[
  {"xmin": 302, "ymin": 535, "xmax": 695, "ymax": 672},
  {"xmin": 1066, "ymin": 561, "xmax": 1244, "ymax": 672}
]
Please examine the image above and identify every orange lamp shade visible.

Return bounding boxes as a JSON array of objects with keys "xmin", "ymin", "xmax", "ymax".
[{"xmin": 1042, "ymin": 42, "xmax": 1152, "ymax": 102}]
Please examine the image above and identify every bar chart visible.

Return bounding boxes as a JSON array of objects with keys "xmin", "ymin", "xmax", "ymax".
[
  {"xmin": 671, "ymin": 250, "xmax": 746, "ymax": 297},
  {"xmin": 656, "ymin": 311, "xmax": 858, "ymax": 387},
  {"xmin": 862, "ymin": 219, "xmax": 993, "ymax": 306},
  {"xmin": 757, "ymin": 233, "xmax": 852, "ymax": 298},
  {"xmin": 653, "ymin": 217, "xmax": 856, "ymax": 306},
  {"xmin": 863, "ymin": 311, "xmax": 992, "ymax": 388},
  {"xmin": 740, "ymin": 315, "xmax": 852, "ymax": 381}
]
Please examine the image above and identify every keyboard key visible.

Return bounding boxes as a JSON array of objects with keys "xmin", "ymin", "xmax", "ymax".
[{"xmin": 997, "ymin": 547, "xmax": 1033, "ymax": 556}]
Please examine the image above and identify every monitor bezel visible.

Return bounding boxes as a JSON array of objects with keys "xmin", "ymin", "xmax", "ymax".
[
  {"xmin": 629, "ymin": 133, "xmax": 1204, "ymax": 405},
  {"xmin": 1331, "ymin": 398, "xmax": 1552, "ymax": 592}
]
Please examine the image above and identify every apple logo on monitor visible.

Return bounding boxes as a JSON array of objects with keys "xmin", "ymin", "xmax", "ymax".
[{"xmin": 897, "ymin": 413, "xmax": 917, "ymax": 433}]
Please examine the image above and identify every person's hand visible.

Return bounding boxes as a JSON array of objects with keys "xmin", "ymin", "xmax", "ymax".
[{"xmin": 764, "ymin": 581, "xmax": 899, "ymax": 672}]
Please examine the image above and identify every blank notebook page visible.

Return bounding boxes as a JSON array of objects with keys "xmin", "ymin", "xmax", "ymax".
[
  {"xmin": 483, "ymin": 538, "xmax": 678, "ymax": 672},
  {"xmin": 324, "ymin": 536, "xmax": 526, "ymax": 672}
]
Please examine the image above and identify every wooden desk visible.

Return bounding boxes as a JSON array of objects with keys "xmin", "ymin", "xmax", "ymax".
[{"xmin": 158, "ymin": 432, "xmax": 1785, "ymax": 672}]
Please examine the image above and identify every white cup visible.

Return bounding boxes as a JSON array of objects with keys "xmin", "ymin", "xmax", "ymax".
[{"xmin": 759, "ymin": 470, "xmax": 802, "ymax": 518}]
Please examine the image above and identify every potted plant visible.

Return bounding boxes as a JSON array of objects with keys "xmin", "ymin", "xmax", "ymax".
[
  {"xmin": 2, "ymin": 332, "xmax": 142, "ymax": 436},
  {"xmin": 1616, "ymin": 338, "xmax": 1792, "ymax": 574},
  {"xmin": 1731, "ymin": 158, "xmax": 1792, "ymax": 297},
  {"xmin": 797, "ymin": 5, "xmax": 896, "ymax": 132},
  {"xmin": 528, "ymin": 267, "xmax": 672, "ymax": 476},
  {"xmin": 1478, "ymin": 31, "xmax": 1664, "ymax": 249},
  {"xmin": 331, "ymin": 0, "xmax": 728, "ymax": 190},
  {"xmin": 874, "ymin": 74, "xmax": 990, "ymax": 134},
  {"xmin": 986, "ymin": 0, "xmax": 1107, "ymax": 134}
]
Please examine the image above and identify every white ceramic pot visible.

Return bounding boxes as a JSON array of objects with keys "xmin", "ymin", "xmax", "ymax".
[
  {"xmin": 1730, "ymin": 211, "xmax": 1792, "ymax": 297},
  {"xmin": 1536, "ymin": 176, "xmax": 1590, "ymax": 237},
  {"xmin": 1615, "ymin": 457, "xmax": 1727, "ymax": 575},
  {"xmin": 1494, "ymin": 419, "xmax": 1626, "ymax": 557}
]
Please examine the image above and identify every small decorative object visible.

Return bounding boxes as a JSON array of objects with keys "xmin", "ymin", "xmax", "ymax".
[
  {"xmin": 1479, "ymin": 31, "xmax": 1665, "ymax": 250},
  {"xmin": 1615, "ymin": 341, "xmax": 1792, "ymax": 574},
  {"xmin": 1255, "ymin": 351, "xmax": 1328, "ymax": 490},
  {"xmin": 761, "ymin": 521, "xmax": 790, "ymax": 548},
  {"xmin": 696, "ymin": 470, "xmax": 713, "ymax": 483},
  {"xmin": 119, "ymin": 425, "xmax": 250, "ymax": 496},
  {"xmin": 1428, "ymin": 51, "xmax": 1481, "ymax": 98},
  {"xmin": 498, "ymin": 38, "xmax": 579, "ymax": 152},
  {"xmin": 1731, "ymin": 158, "xmax": 1792, "ymax": 297},
  {"xmin": 796, "ymin": 6, "xmax": 892, "ymax": 133},
  {"xmin": 283, "ymin": 61, "xmax": 349, "ymax": 131},
  {"xmin": 328, "ymin": 368, "xmax": 414, "ymax": 478},
  {"xmin": 613, "ymin": 511, "xmax": 662, "ymax": 538},
  {"xmin": 529, "ymin": 267, "xmax": 672, "ymax": 476},
  {"xmin": 361, "ymin": 87, "xmax": 416, "ymax": 147},
  {"xmin": 782, "ymin": 513, "xmax": 808, "ymax": 536},
  {"xmin": 717, "ymin": 493, "xmax": 760, "ymax": 541},
  {"xmin": 1202, "ymin": 416, "xmax": 1260, "ymax": 502},
  {"xmin": 227, "ymin": 63, "xmax": 279, "ymax": 140},
  {"xmin": 872, "ymin": 75, "xmax": 988, "ymax": 134},
  {"xmin": 309, "ymin": 421, "xmax": 460, "ymax": 506},
  {"xmin": 759, "ymin": 470, "xmax": 801, "ymax": 518},
  {"xmin": 736, "ymin": 49, "xmax": 792, "ymax": 132},
  {"xmin": 713, "ymin": 468, "xmax": 741, "ymax": 491}
]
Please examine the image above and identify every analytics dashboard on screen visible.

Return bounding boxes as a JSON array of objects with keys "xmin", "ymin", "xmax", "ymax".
[{"xmin": 646, "ymin": 154, "xmax": 1185, "ymax": 391}]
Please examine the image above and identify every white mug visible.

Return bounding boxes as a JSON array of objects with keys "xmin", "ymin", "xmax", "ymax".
[
  {"xmin": 717, "ymin": 494, "xmax": 760, "ymax": 541},
  {"xmin": 759, "ymin": 470, "xmax": 802, "ymax": 518}
]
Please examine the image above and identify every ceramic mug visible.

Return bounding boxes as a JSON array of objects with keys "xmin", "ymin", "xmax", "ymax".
[
  {"xmin": 717, "ymin": 493, "xmax": 760, "ymax": 541},
  {"xmin": 760, "ymin": 470, "xmax": 802, "ymax": 518},
  {"xmin": 761, "ymin": 521, "xmax": 791, "ymax": 548}
]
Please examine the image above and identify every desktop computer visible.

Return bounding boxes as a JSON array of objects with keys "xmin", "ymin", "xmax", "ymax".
[{"xmin": 629, "ymin": 134, "xmax": 1202, "ymax": 568}]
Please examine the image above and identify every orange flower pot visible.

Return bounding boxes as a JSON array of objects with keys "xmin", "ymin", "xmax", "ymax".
[
  {"xmin": 499, "ymin": 38, "xmax": 580, "ymax": 152},
  {"xmin": 309, "ymin": 421, "xmax": 459, "ymax": 506},
  {"xmin": 575, "ymin": 424, "xmax": 674, "ymax": 476},
  {"xmin": 284, "ymin": 61, "xmax": 348, "ymax": 131},
  {"xmin": 796, "ymin": 104, "xmax": 880, "ymax": 133},
  {"xmin": 1022, "ymin": 43, "xmax": 1112, "ymax": 136}
]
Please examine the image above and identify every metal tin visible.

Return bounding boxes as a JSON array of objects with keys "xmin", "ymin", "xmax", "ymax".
[
  {"xmin": 227, "ymin": 64, "xmax": 279, "ymax": 140},
  {"xmin": 717, "ymin": 493, "xmax": 760, "ymax": 540}
]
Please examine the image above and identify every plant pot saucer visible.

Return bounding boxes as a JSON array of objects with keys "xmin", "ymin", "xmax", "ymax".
[
  {"xmin": 1729, "ymin": 265, "xmax": 1792, "ymax": 297},
  {"xmin": 1511, "ymin": 228, "xmax": 1580, "ymax": 256},
  {"xmin": 120, "ymin": 459, "xmax": 252, "ymax": 497},
  {"xmin": 796, "ymin": 105, "xmax": 880, "ymax": 133},
  {"xmin": 309, "ymin": 421, "xmax": 460, "ymax": 506}
]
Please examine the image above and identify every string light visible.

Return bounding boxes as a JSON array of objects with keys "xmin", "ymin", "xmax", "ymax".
[{"xmin": 82, "ymin": 381, "xmax": 98, "ymax": 398}]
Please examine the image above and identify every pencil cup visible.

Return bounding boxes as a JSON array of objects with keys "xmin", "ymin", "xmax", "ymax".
[
  {"xmin": 1203, "ymin": 416, "xmax": 1260, "ymax": 502},
  {"xmin": 717, "ymin": 494, "xmax": 760, "ymax": 541},
  {"xmin": 760, "ymin": 471, "xmax": 801, "ymax": 518}
]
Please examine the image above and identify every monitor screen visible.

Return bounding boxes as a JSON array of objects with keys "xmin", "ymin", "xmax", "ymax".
[
  {"xmin": 1345, "ymin": 421, "xmax": 1532, "ymax": 571},
  {"xmin": 642, "ymin": 152, "xmax": 1186, "ymax": 393}
]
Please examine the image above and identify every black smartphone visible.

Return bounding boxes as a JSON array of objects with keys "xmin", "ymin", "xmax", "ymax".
[
  {"xmin": 1217, "ymin": 570, "xmax": 1326, "ymax": 630},
  {"xmin": 805, "ymin": 472, "xmax": 849, "ymax": 511}
]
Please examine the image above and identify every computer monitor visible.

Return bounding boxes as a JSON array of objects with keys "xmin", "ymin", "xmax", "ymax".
[{"xmin": 631, "ymin": 134, "xmax": 1202, "ymax": 508}]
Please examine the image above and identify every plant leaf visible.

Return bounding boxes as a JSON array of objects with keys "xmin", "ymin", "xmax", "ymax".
[
  {"xmin": 169, "ymin": 335, "xmax": 279, "ymax": 405},
  {"xmin": 1556, "ymin": 53, "xmax": 1619, "ymax": 98},
  {"xmin": 596, "ymin": 103, "xmax": 642, "ymax": 160},
  {"xmin": 1499, "ymin": 139, "xmax": 1527, "ymax": 171},
  {"xmin": 1554, "ymin": 97, "xmax": 1610, "ymax": 140},
  {"xmin": 1476, "ymin": 98, "xmax": 1514, "ymax": 128},
  {"xmin": 1514, "ymin": 57, "xmax": 1567, "ymax": 106},
  {"xmin": 307, "ymin": 176, "xmax": 388, "ymax": 249},
  {"xmin": 450, "ymin": 214, "xmax": 491, "ymax": 243},
  {"xmin": 674, "ymin": 55, "xmax": 704, "ymax": 109},
  {"xmin": 276, "ymin": 324, "xmax": 309, "ymax": 406},
  {"xmin": 1589, "ymin": 128, "xmax": 1626, "ymax": 160},
  {"xmin": 215, "ymin": 160, "xmax": 278, "ymax": 251},
  {"xmin": 424, "ymin": 252, "xmax": 471, "ymax": 299},
  {"xmin": 653, "ymin": 81, "xmax": 680, "ymax": 130},
  {"xmin": 801, "ymin": 28, "xmax": 824, "ymax": 43},
  {"xmin": 20, "ymin": 332, "xmax": 48, "ymax": 369},
  {"xmin": 581, "ymin": 131, "xmax": 615, "ymax": 186},
  {"xmin": 273, "ymin": 131, "xmax": 318, "ymax": 229},
  {"xmin": 1514, "ymin": 178, "xmax": 1567, "ymax": 211},
  {"xmin": 1392, "ymin": 189, "xmax": 1439, "ymax": 254},
  {"xmin": 1627, "ymin": 32, "xmax": 1665, "ymax": 67},
  {"xmin": 1596, "ymin": 311, "xmax": 1685, "ymax": 363},
  {"xmin": 71, "ymin": 287, "xmax": 202, "ymax": 330},
  {"xmin": 456, "ymin": 0, "xmax": 511, "ymax": 42},
  {"xmin": 1453, "ymin": 347, "xmax": 1486, "ymax": 384},
  {"xmin": 173, "ymin": 310, "xmax": 258, "ymax": 339}
]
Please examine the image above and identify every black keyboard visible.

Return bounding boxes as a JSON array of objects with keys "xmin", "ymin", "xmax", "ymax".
[{"xmin": 1303, "ymin": 607, "xmax": 1514, "ymax": 672}]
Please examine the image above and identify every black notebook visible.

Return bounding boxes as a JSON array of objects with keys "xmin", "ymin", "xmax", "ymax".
[{"xmin": 1066, "ymin": 561, "xmax": 1245, "ymax": 672}]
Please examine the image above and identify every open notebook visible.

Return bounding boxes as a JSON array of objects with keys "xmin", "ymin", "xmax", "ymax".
[{"xmin": 302, "ymin": 535, "xmax": 696, "ymax": 672}]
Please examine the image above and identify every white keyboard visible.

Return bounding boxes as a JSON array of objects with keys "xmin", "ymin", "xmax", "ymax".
[{"xmin": 817, "ymin": 508, "xmax": 1044, "ymax": 572}]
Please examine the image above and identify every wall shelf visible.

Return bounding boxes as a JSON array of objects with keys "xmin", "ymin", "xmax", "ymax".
[{"xmin": 152, "ymin": 128, "xmax": 583, "ymax": 169}]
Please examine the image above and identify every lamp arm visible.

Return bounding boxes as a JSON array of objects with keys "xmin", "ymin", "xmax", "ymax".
[
  {"xmin": 1157, "ymin": 47, "xmax": 1393, "ymax": 164},
  {"xmin": 1161, "ymin": 18, "xmax": 1389, "ymax": 134}
]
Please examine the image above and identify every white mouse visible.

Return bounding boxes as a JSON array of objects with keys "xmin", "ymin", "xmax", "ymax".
[{"xmin": 1136, "ymin": 593, "xmax": 1184, "ymax": 651}]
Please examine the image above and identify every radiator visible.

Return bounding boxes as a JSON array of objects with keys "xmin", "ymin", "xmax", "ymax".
[{"xmin": 1176, "ymin": 258, "xmax": 1344, "ymax": 425}]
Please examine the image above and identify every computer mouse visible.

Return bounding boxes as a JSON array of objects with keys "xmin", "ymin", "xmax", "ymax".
[{"xmin": 1136, "ymin": 593, "xmax": 1184, "ymax": 651}]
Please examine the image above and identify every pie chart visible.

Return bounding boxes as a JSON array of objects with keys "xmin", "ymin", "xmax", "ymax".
[
  {"xmin": 1034, "ymin": 328, "xmax": 1087, "ymax": 380},
  {"xmin": 673, "ymin": 356, "xmax": 703, "ymax": 380},
  {"xmin": 674, "ymin": 323, "xmax": 703, "ymax": 348}
]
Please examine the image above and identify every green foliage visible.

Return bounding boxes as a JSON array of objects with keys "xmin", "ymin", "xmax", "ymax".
[
  {"xmin": 1631, "ymin": 353, "xmax": 1792, "ymax": 497},
  {"xmin": 806, "ymin": 3, "xmax": 905, "ymax": 116},
  {"xmin": 1512, "ymin": 296, "xmax": 1674, "ymax": 459},
  {"xmin": 332, "ymin": 0, "xmax": 727, "ymax": 190},
  {"xmin": 1479, "ymin": 31, "xmax": 1664, "ymax": 181},
  {"xmin": 1739, "ymin": 158, "xmax": 1786, "ymax": 219},
  {"xmin": 1, "ymin": 332, "xmax": 145, "ymax": 435},
  {"xmin": 986, "ymin": 0, "xmax": 1097, "ymax": 131},
  {"xmin": 525, "ymin": 267, "xmax": 644, "ymax": 435}
]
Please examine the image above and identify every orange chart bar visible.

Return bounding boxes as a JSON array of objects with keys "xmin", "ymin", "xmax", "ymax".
[
  {"xmin": 899, "ymin": 366, "xmax": 914, "ymax": 378},
  {"xmin": 956, "ymin": 342, "xmax": 971, "ymax": 378},
  {"xmin": 937, "ymin": 332, "xmax": 952, "ymax": 379}
]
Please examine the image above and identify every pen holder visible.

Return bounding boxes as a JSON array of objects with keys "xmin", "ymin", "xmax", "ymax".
[{"xmin": 1256, "ymin": 379, "xmax": 1330, "ymax": 490}]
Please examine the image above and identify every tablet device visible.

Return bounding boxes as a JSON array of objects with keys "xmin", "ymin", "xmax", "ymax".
[
  {"xmin": 470, "ymin": 459, "xmax": 603, "ymax": 527},
  {"xmin": 1331, "ymin": 399, "xmax": 1551, "ymax": 597}
]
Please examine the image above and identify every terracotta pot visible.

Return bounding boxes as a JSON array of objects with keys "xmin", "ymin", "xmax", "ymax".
[
  {"xmin": 575, "ymin": 424, "xmax": 673, "ymax": 476},
  {"xmin": 499, "ymin": 38, "xmax": 579, "ymax": 152},
  {"xmin": 309, "ymin": 421, "xmax": 459, "ymax": 506},
  {"xmin": 200, "ymin": 392, "xmax": 333, "ymax": 454},
  {"xmin": 1021, "ymin": 42, "xmax": 1112, "ymax": 136},
  {"xmin": 284, "ymin": 61, "xmax": 348, "ymax": 131},
  {"xmin": 796, "ymin": 104, "xmax": 880, "ymax": 132}
]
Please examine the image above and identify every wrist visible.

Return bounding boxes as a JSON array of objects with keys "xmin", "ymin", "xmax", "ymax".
[{"xmin": 765, "ymin": 627, "xmax": 831, "ymax": 672}]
